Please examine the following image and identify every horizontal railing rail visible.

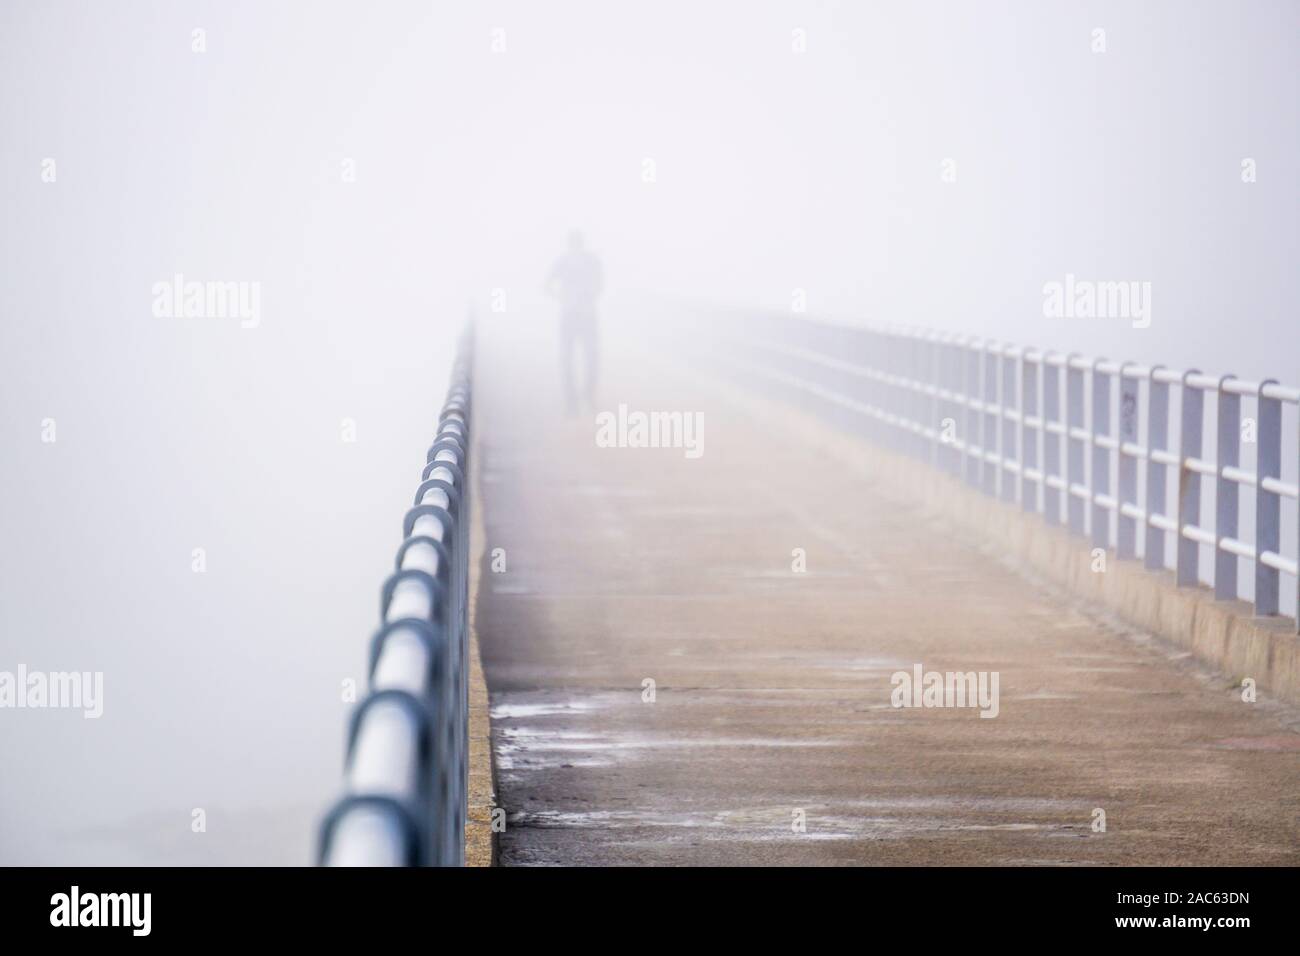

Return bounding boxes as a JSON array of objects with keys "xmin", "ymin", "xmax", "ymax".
[
  {"xmin": 717, "ymin": 313, "xmax": 1300, "ymax": 629},
  {"xmin": 318, "ymin": 323, "xmax": 474, "ymax": 866}
]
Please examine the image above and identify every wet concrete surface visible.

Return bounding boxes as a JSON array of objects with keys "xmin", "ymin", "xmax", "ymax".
[{"xmin": 473, "ymin": 321, "xmax": 1300, "ymax": 866}]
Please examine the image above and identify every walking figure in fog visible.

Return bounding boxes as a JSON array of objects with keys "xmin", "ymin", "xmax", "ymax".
[{"xmin": 545, "ymin": 230, "xmax": 603, "ymax": 414}]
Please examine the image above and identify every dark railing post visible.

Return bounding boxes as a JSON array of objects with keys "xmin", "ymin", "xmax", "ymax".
[
  {"xmin": 1020, "ymin": 351, "xmax": 1040, "ymax": 513},
  {"xmin": 1091, "ymin": 359, "xmax": 1111, "ymax": 549},
  {"xmin": 1117, "ymin": 364, "xmax": 1140, "ymax": 560},
  {"xmin": 1176, "ymin": 371, "xmax": 1204, "ymax": 588},
  {"xmin": 1215, "ymin": 376, "xmax": 1240, "ymax": 600},
  {"xmin": 1145, "ymin": 368, "xmax": 1170, "ymax": 571}
]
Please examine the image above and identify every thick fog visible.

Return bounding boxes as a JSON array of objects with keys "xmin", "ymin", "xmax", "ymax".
[{"xmin": 0, "ymin": 1, "xmax": 1295, "ymax": 863}]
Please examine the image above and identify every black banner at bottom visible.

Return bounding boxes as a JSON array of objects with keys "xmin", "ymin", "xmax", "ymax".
[{"xmin": 0, "ymin": 865, "xmax": 1284, "ymax": 942}]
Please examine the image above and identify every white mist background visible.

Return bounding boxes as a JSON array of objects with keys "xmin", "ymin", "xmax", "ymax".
[{"xmin": 0, "ymin": 1, "xmax": 1295, "ymax": 863}]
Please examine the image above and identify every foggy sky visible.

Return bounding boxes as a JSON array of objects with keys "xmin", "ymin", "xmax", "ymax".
[{"xmin": 0, "ymin": 1, "xmax": 1295, "ymax": 863}]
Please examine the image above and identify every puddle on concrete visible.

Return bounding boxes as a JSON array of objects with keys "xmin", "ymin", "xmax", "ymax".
[
  {"xmin": 498, "ymin": 754, "xmax": 613, "ymax": 771},
  {"xmin": 495, "ymin": 746, "xmax": 617, "ymax": 772},
  {"xmin": 507, "ymin": 804, "xmax": 1086, "ymax": 843},
  {"xmin": 840, "ymin": 795, "xmax": 1086, "ymax": 813},
  {"xmin": 500, "ymin": 737, "xmax": 618, "ymax": 752},
  {"xmin": 494, "ymin": 724, "xmax": 854, "ymax": 773},
  {"xmin": 658, "ymin": 736, "xmax": 850, "ymax": 748},
  {"xmin": 500, "ymin": 729, "xmax": 852, "ymax": 752},
  {"xmin": 498, "ymin": 727, "xmax": 601, "ymax": 739},
  {"xmin": 490, "ymin": 700, "xmax": 599, "ymax": 720}
]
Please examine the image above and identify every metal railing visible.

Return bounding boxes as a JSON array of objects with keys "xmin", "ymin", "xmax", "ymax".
[
  {"xmin": 318, "ymin": 324, "xmax": 474, "ymax": 866},
  {"xmin": 720, "ymin": 313, "xmax": 1300, "ymax": 629}
]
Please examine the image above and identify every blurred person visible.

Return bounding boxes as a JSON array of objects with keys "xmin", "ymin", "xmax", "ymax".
[{"xmin": 545, "ymin": 230, "xmax": 603, "ymax": 414}]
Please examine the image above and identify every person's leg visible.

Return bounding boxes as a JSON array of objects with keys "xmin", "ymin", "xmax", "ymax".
[
  {"xmin": 559, "ymin": 317, "xmax": 578, "ymax": 414},
  {"xmin": 581, "ymin": 318, "xmax": 599, "ymax": 408}
]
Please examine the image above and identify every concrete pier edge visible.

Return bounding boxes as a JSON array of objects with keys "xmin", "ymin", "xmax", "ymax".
[
  {"xmin": 705, "ymin": 363, "xmax": 1300, "ymax": 708},
  {"xmin": 465, "ymin": 362, "xmax": 497, "ymax": 867}
]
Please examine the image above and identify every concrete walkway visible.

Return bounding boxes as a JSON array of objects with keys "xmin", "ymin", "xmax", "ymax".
[{"xmin": 472, "ymin": 320, "xmax": 1300, "ymax": 866}]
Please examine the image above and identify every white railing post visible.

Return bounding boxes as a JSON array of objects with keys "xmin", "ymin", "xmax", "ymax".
[
  {"xmin": 941, "ymin": 334, "xmax": 960, "ymax": 476},
  {"xmin": 899, "ymin": 331, "xmax": 912, "ymax": 455},
  {"xmin": 1021, "ymin": 352, "xmax": 1040, "ymax": 513},
  {"xmin": 983, "ymin": 344, "xmax": 998, "ymax": 496},
  {"xmin": 1254, "ymin": 380, "xmax": 1281, "ymax": 616},
  {"xmin": 1117, "ymin": 364, "xmax": 1140, "ymax": 560},
  {"xmin": 1043, "ymin": 355, "xmax": 1062, "ymax": 526},
  {"xmin": 965, "ymin": 339, "xmax": 981, "ymax": 489},
  {"xmin": 926, "ymin": 333, "xmax": 941, "ymax": 470},
  {"xmin": 886, "ymin": 330, "xmax": 900, "ymax": 451},
  {"xmin": 1067, "ymin": 355, "xmax": 1086, "ymax": 536},
  {"xmin": 1177, "ymin": 371, "xmax": 1205, "ymax": 587},
  {"xmin": 1091, "ymin": 359, "xmax": 1112, "ymax": 550},
  {"xmin": 870, "ymin": 329, "xmax": 886, "ymax": 447},
  {"xmin": 1145, "ymin": 367, "xmax": 1170, "ymax": 571},
  {"xmin": 1001, "ymin": 352, "xmax": 1017, "ymax": 503},
  {"xmin": 915, "ymin": 333, "xmax": 929, "ymax": 461},
  {"xmin": 1215, "ymin": 375, "xmax": 1240, "ymax": 600}
]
